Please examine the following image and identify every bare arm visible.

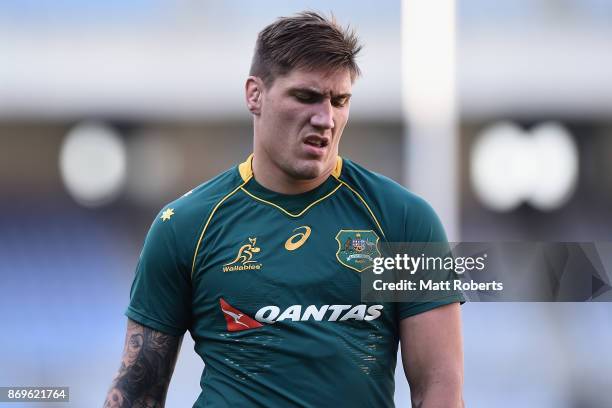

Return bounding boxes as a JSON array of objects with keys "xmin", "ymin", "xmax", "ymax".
[
  {"xmin": 400, "ymin": 302, "xmax": 464, "ymax": 408},
  {"xmin": 103, "ymin": 318, "xmax": 182, "ymax": 408}
]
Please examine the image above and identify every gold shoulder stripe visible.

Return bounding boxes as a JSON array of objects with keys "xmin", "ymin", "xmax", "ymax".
[
  {"xmin": 238, "ymin": 154, "xmax": 254, "ymax": 182},
  {"xmin": 334, "ymin": 178, "xmax": 387, "ymax": 240},
  {"xmin": 332, "ymin": 156, "xmax": 343, "ymax": 178},
  {"xmin": 191, "ymin": 176, "xmax": 251, "ymax": 277}
]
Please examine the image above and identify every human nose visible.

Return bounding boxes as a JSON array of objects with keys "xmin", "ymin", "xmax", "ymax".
[{"xmin": 310, "ymin": 100, "xmax": 334, "ymax": 130}]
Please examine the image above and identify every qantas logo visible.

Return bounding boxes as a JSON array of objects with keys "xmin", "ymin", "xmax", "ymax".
[
  {"xmin": 219, "ymin": 298, "xmax": 383, "ymax": 332},
  {"xmin": 220, "ymin": 298, "xmax": 263, "ymax": 331}
]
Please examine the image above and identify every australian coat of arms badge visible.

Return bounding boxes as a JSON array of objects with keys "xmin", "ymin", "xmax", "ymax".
[{"xmin": 335, "ymin": 229, "xmax": 381, "ymax": 272}]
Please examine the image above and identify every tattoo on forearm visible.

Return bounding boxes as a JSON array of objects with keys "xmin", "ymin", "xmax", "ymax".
[{"xmin": 103, "ymin": 319, "xmax": 182, "ymax": 408}]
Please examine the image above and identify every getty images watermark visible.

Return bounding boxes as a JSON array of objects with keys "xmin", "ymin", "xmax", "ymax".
[
  {"xmin": 360, "ymin": 243, "xmax": 612, "ymax": 302},
  {"xmin": 371, "ymin": 252, "xmax": 503, "ymax": 292}
]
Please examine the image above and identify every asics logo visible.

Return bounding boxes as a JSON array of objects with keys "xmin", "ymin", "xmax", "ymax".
[{"xmin": 285, "ymin": 226, "xmax": 311, "ymax": 251}]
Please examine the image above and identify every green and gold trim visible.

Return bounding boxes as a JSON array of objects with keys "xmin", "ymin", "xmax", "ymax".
[
  {"xmin": 238, "ymin": 154, "xmax": 385, "ymax": 237},
  {"xmin": 332, "ymin": 178, "xmax": 386, "ymax": 240},
  {"xmin": 191, "ymin": 176, "xmax": 251, "ymax": 277},
  {"xmin": 238, "ymin": 154, "xmax": 343, "ymax": 218},
  {"xmin": 240, "ymin": 184, "xmax": 342, "ymax": 218},
  {"xmin": 237, "ymin": 154, "xmax": 343, "ymax": 182}
]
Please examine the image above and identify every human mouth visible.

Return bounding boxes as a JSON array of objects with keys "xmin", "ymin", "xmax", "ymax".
[
  {"xmin": 302, "ymin": 135, "xmax": 329, "ymax": 157},
  {"xmin": 303, "ymin": 134, "xmax": 329, "ymax": 148}
]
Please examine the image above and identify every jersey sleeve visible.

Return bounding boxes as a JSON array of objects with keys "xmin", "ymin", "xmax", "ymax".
[
  {"xmin": 396, "ymin": 196, "xmax": 465, "ymax": 320},
  {"xmin": 125, "ymin": 210, "xmax": 192, "ymax": 336}
]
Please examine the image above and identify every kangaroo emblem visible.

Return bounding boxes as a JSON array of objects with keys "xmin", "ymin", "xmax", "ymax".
[
  {"xmin": 224, "ymin": 237, "xmax": 261, "ymax": 266},
  {"xmin": 221, "ymin": 308, "xmax": 249, "ymax": 328}
]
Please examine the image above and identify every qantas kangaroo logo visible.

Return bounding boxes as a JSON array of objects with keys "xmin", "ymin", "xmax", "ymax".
[
  {"xmin": 219, "ymin": 299, "xmax": 263, "ymax": 331},
  {"xmin": 219, "ymin": 298, "xmax": 383, "ymax": 332},
  {"xmin": 222, "ymin": 309, "xmax": 248, "ymax": 328}
]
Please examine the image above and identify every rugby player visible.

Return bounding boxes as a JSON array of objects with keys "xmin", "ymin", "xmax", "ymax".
[{"xmin": 104, "ymin": 11, "xmax": 464, "ymax": 408}]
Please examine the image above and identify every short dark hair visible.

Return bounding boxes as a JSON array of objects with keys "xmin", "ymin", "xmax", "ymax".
[{"xmin": 250, "ymin": 11, "xmax": 362, "ymax": 87}]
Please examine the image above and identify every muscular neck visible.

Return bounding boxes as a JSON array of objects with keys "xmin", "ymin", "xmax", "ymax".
[{"xmin": 251, "ymin": 150, "xmax": 334, "ymax": 195}]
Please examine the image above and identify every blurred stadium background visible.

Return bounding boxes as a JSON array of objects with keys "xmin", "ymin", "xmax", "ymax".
[{"xmin": 1, "ymin": 1, "xmax": 611, "ymax": 407}]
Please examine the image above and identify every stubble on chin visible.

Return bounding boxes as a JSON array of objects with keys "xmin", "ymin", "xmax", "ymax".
[
  {"xmin": 287, "ymin": 155, "xmax": 338, "ymax": 181},
  {"xmin": 283, "ymin": 163, "xmax": 320, "ymax": 180}
]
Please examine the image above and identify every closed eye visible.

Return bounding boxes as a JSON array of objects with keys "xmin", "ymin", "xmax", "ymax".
[
  {"xmin": 332, "ymin": 96, "xmax": 350, "ymax": 108},
  {"xmin": 290, "ymin": 89, "xmax": 351, "ymax": 107},
  {"xmin": 293, "ymin": 91, "xmax": 321, "ymax": 104}
]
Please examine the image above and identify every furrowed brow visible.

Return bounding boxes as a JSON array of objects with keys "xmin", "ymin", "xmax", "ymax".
[
  {"xmin": 290, "ymin": 87, "xmax": 351, "ymax": 99},
  {"xmin": 289, "ymin": 87, "xmax": 323, "ymax": 96}
]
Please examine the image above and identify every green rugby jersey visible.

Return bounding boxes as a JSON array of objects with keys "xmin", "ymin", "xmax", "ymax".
[{"xmin": 126, "ymin": 155, "xmax": 463, "ymax": 407}]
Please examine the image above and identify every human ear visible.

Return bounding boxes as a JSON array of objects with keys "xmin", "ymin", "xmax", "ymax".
[{"xmin": 245, "ymin": 76, "xmax": 263, "ymax": 115}]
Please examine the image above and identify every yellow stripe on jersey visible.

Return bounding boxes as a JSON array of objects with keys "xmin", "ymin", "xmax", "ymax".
[
  {"xmin": 332, "ymin": 156, "xmax": 343, "ymax": 178},
  {"xmin": 240, "ymin": 183, "xmax": 342, "ymax": 218},
  {"xmin": 237, "ymin": 154, "xmax": 382, "ymax": 236},
  {"xmin": 191, "ymin": 176, "xmax": 252, "ymax": 277},
  {"xmin": 237, "ymin": 154, "xmax": 344, "ymax": 217},
  {"xmin": 333, "ymin": 178, "xmax": 387, "ymax": 240},
  {"xmin": 239, "ymin": 154, "xmax": 343, "ymax": 182},
  {"xmin": 238, "ymin": 154, "xmax": 254, "ymax": 181}
]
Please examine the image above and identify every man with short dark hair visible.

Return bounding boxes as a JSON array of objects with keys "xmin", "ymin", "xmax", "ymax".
[{"xmin": 104, "ymin": 11, "xmax": 464, "ymax": 408}]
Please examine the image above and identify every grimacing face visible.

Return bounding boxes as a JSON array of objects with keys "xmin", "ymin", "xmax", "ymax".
[{"xmin": 250, "ymin": 67, "xmax": 353, "ymax": 187}]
